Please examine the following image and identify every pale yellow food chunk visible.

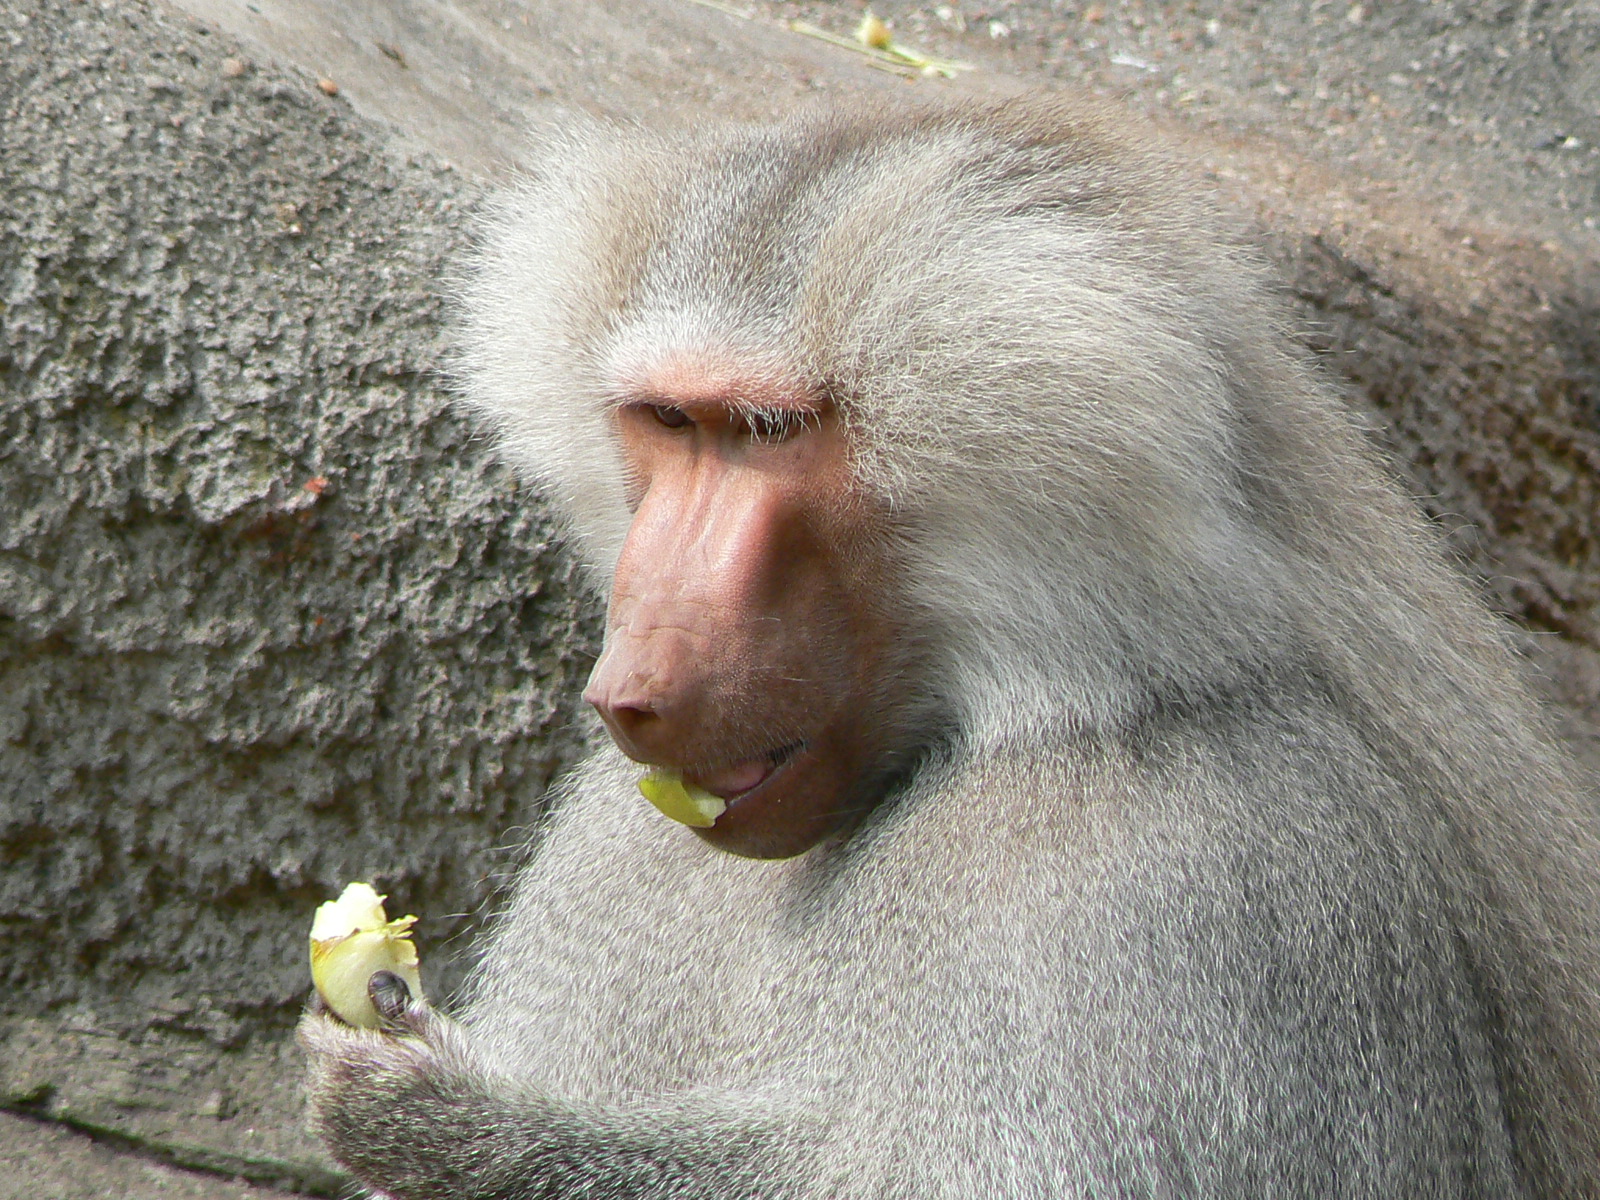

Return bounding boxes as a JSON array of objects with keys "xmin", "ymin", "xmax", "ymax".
[
  {"xmin": 855, "ymin": 12, "xmax": 893, "ymax": 49},
  {"xmin": 638, "ymin": 770, "xmax": 727, "ymax": 828},
  {"xmin": 309, "ymin": 882, "xmax": 424, "ymax": 1028}
]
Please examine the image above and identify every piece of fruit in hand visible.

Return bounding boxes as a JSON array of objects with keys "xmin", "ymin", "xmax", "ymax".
[{"xmin": 309, "ymin": 882, "xmax": 423, "ymax": 1028}]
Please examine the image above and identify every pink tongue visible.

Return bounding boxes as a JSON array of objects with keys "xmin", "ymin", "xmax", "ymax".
[{"xmin": 692, "ymin": 758, "xmax": 772, "ymax": 799}]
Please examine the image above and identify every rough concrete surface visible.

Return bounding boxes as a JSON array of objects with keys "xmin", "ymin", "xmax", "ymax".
[
  {"xmin": 1, "ymin": 0, "xmax": 1596, "ymax": 1194},
  {"xmin": 0, "ymin": 1110, "xmax": 301, "ymax": 1200},
  {"xmin": 0, "ymin": 0, "xmax": 596, "ymax": 1190}
]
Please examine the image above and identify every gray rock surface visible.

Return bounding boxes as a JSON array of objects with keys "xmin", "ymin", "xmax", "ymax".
[
  {"xmin": 821, "ymin": 0, "xmax": 1600, "ymax": 244},
  {"xmin": 1, "ymin": 0, "xmax": 1595, "ymax": 1194},
  {"xmin": 1, "ymin": 0, "xmax": 594, "ymax": 1189},
  {"xmin": 0, "ymin": 1111, "xmax": 302, "ymax": 1200}
]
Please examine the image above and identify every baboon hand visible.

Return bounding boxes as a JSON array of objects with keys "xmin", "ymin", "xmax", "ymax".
[{"xmin": 299, "ymin": 975, "xmax": 476, "ymax": 1197}]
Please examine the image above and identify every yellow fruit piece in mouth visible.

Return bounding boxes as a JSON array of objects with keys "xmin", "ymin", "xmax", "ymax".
[
  {"xmin": 638, "ymin": 770, "xmax": 727, "ymax": 828},
  {"xmin": 309, "ymin": 882, "xmax": 424, "ymax": 1028}
]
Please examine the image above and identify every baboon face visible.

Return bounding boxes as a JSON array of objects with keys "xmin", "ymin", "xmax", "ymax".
[{"xmin": 583, "ymin": 350, "xmax": 903, "ymax": 859}]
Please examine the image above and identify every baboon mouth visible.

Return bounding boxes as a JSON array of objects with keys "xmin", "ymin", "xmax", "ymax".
[{"xmin": 688, "ymin": 742, "xmax": 805, "ymax": 802}]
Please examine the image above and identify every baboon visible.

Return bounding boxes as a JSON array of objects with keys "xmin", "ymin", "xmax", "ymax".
[{"xmin": 302, "ymin": 99, "xmax": 1600, "ymax": 1198}]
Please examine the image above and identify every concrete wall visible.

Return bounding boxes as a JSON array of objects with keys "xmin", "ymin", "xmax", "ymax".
[{"xmin": 0, "ymin": 1, "xmax": 594, "ymax": 1189}]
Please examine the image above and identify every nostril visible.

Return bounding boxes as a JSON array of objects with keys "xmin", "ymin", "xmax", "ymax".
[
  {"xmin": 602, "ymin": 702, "xmax": 657, "ymax": 734},
  {"xmin": 584, "ymin": 687, "xmax": 663, "ymax": 756},
  {"xmin": 583, "ymin": 673, "xmax": 654, "ymax": 722},
  {"xmin": 583, "ymin": 651, "xmax": 678, "ymax": 759}
]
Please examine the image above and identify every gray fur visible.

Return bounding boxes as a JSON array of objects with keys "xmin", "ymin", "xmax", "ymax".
[{"xmin": 303, "ymin": 98, "xmax": 1600, "ymax": 1198}]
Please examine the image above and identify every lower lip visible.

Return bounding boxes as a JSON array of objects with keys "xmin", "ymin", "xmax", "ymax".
[
  {"xmin": 697, "ymin": 759, "xmax": 772, "ymax": 799},
  {"xmin": 702, "ymin": 744, "xmax": 804, "ymax": 810}
]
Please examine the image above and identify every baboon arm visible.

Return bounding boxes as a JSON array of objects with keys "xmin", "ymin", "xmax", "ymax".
[{"xmin": 301, "ymin": 1008, "xmax": 803, "ymax": 1200}]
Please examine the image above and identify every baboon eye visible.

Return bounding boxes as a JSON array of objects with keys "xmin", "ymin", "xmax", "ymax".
[{"xmin": 648, "ymin": 404, "xmax": 691, "ymax": 430}]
